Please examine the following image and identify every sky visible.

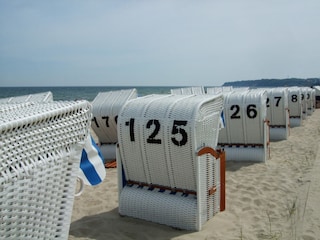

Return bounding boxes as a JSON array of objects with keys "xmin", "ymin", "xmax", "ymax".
[{"xmin": 0, "ymin": 0, "xmax": 319, "ymax": 87}]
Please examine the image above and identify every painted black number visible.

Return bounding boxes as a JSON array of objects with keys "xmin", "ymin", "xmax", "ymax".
[
  {"xmin": 230, "ymin": 105, "xmax": 240, "ymax": 119},
  {"xmin": 146, "ymin": 119, "xmax": 161, "ymax": 144},
  {"xmin": 291, "ymin": 94, "xmax": 298, "ymax": 102},
  {"xmin": 247, "ymin": 104, "xmax": 257, "ymax": 119},
  {"xmin": 230, "ymin": 104, "xmax": 257, "ymax": 119},
  {"xmin": 126, "ymin": 118, "xmax": 135, "ymax": 141},
  {"xmin": 171, "ymin": 120, "xmax": 188, "ymax": 146},
  {"xmin": 92, "ymin": 117, "xmax": 99, "ymax": 128},
  {"xmin": 92, "ymin": 115, "xmax": 118, "ymax": 128},
  {"xmin": 274, "ymin": 97, "xmax": 281, "ymax": 107},
  {"xmin": 126, "ymin": 118, "xmax": 188, "ymax": 146},
  {"xmin": 267, "ymin": 97, "xmax": 281, "ymax": 107},
  {"xmin": 102, "ymin": 116, "xmax": 109, "ymax": 127}
]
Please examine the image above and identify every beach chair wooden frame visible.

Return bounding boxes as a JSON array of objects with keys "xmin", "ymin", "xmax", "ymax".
[
  {"xmin": 116, "ymin": 94, "xmax": 225, "ymax": 231},
  {"xmin": 0, "ymin": 100, "xmax": 91, "ymax": 239}
]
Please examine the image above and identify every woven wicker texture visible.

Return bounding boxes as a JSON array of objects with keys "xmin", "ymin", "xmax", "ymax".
[
  {"xmin": 218, "ymin": 89, "xmax": 269, "ymax": 162},
  {"xmin": 0, "ymin": 100, "xmax": 91, "ymax": 239},
  {"xmin": 117, "ymin": 94, "xmax": 224, "ymax": 230},
  {"xmin": 219, "ymin": 89, "xmax": 267, "ymax": 145},
  {"xmin": 0, "ymin": 91, "xmax": 53, "ymax": 104},
  {"xmin": 265, "ymin": 88, "xmax": 290, "ymax": 141},
  {"xmin": 91, "ymin": 89, "xmax": 137, "ymax": 144},
  {"xmin": 206, "ymin": 86, "xmax": 233, "ymax": 94}
]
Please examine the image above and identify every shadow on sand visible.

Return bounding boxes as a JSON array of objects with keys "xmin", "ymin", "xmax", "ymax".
[{"xmin": 69, "ymin": 207, "xmax": 192, "ymax": 240}]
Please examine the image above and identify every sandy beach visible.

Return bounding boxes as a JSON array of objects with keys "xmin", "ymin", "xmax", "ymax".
[{"xmin": 69, "ymin": 110, "xmax": 320, "ymax": 240}]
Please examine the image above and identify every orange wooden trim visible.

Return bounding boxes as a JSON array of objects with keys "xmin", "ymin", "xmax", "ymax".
[
  {"xmin": 105, "ymin": 160, "xmax": 117, "ymax": 168},
  {"xmin": 265, "ymin": 119, "xmax": 271, "ymax": 158},
  {"xmin": 218, "ymin": 143, "xmax": 264, "ymax": 147},
  {"xmin": 219, "ymin": 150, "xmax": 226, "ymax": 212},
  {"xmin": 126, "ymin": 180, "xmax": 197, "ymax": 196},
  {"xmin": 197, "ymin": 147, "xmax": 219, "ymax": 159},
  {"xmin": 208, "ymin": 186, "xmax": 217, "ymax": 195},
  {"xmin": 197, "ymin": 147, "xmax": 226, "ymax": 211},
  {"xmin": 269, "ymin": 125, "xmax": 286, "ymax": 128}
]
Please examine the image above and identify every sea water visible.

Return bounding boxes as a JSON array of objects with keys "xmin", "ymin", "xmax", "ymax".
[{"xmin": 0, "ymin": 86, "xmax": 177, "ymax": 101}]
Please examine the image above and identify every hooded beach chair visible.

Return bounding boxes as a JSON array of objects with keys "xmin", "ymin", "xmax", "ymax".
[
  {"xmin": 217, "ymin": 89, "xmax": 269, "ymax": 162},
  {"xmin": 0, "ymin": 91, "xmax": 53, "ymax": 103},
  {"xmin": 91, "ymin": 89, "xmax": 138, "ymax": 162},
  {"xmin": 0, "ymin": 100, "xmax": 91, "ymax": 239},
  {"xmin": 300, "ymin": 87, "xmax": 309, "ymax": 120},
  {"xmin": 287, "ymin": 87, "xmax": 303, "ymax": 127},
  {"xmin": 206, "ymin": 86, "xmax": 234, "ymax": 94},
  {"xmin": 170, "ymin": 86, "xmax": 205, "ymax": 95},
  {"xmin": 305, "ymin": 87, "xmax": 315, "ymax": 115},
  {"xmin": 265, "ymin": 88, "xmax": 290, "ymax": 141},
  {"xmin": 116, "ymin": 94, "xmax": 225, "ymax": 231}
]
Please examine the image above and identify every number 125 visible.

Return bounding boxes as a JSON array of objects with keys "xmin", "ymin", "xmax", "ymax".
[{"xmin": 124, "ymin": 118, "xmax": 188, "ymax": 147}]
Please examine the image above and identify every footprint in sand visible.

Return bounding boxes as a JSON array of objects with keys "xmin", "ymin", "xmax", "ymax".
[{"xmin": 301, "ymin": 233, "xmax": 316, "ymax": 240}]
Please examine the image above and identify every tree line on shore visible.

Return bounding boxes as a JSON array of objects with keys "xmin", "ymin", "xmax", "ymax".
[{"xmin": 223, "ymin": 78, "xmax": 320, "ymax": 88}]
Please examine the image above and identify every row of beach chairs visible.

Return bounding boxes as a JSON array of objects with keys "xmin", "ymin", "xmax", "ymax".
[
  {"xmin": 90, "ymin": 85, "xmax": 315, "ymax": 231},
  {"xmin": 0, "ymin": 85, "xmax": 316, "ymax": 238}
]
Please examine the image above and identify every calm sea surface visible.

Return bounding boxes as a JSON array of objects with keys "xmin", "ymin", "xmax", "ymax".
[{"xmin": 0, "ymin": 86, "xmax": 179, "ymax": 101}]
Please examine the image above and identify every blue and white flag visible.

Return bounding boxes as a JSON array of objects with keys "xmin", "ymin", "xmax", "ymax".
[
  {"xmin": 220, "ymin": 110, "xmax": 225, "ymax": 129},
  {"xmin": 79, "ymin": 135, "xmax": 106, "ymax": 186}
]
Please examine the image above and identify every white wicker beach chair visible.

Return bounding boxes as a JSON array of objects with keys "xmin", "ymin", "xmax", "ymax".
[
  {"xmin": 91, "ymin": 89, "xmax": 137, "ymax": 161},
  {"xmin": 206, "ymin": 86, "xmax": 234, "ymax": 94},
  {"xmin": 265, "ymin": 88, "xmax": 290, "ymax": 141},
  {"xmin": 170, "ymin": 86, "xmax": 205, "ymax": 95},
  {"xmin": 218, "ymin": 89, "xmax": 269, "ymax": 162},
  {"xmin": 310, "ymin": 88, "xmax": 316, "ymax": 113},
  {"xmin": 0, "ymin": 100, "xmax": 91, "ymax": 239},
  {"xmin": 117, "ymin": 94, "xmax": 225, "ymax": 231},
  {"xmin": 314, "ymin": 86, "xmax": 320, "ymax": 108},
  {"xmin": 0, "ymin": 91, "xmax": 53, "ymax": 103},
  {"xmin": 300, "ymin": 87, "xmax": 309, "ymax": 119},
  {"xmin": 287, "ymin": 87, "xmax": 302, "ymax": 127},
  {"xmin": 305, "ymin": 87, "xmax": 315, "ymax": 115}
]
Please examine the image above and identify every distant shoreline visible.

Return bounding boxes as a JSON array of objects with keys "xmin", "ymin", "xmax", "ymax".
[{"xmin": 223, "ymin": 77, "xmax": 320, "ymax": 87}]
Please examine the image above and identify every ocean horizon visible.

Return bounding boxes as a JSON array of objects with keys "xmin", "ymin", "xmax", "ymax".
[{"xmin": 0, "ymin": 86, "xmax": 191, "ymax": 102}]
